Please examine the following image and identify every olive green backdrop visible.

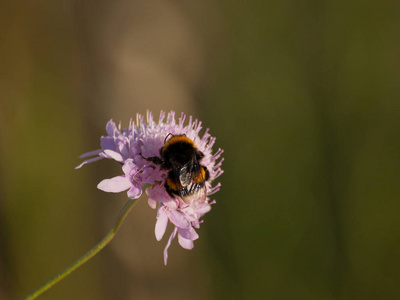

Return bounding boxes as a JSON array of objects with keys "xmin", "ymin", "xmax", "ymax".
[{"xmin": 1, "ymin": 1, "xmax": 400, "ymax": 299}]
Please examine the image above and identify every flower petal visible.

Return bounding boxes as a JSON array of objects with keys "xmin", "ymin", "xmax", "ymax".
[
  {"xmin": 106, "ymin": 120, "xmax": 117, "ymax": 136},
  {"xmin": 79, "ymin": 149, "xmax": 102, "ymax": 159},
  {"xmin": 195, "ymin": 203, "xmax": 213, "ymax": 216},
  {"xmin": 177, "ymin": 226, "xmax": 199, "ymax": 241},
  {"xmin": 103, "ymin": 149, "xmax": 124, "ymax": 162},
  {"xmin": 164, "ymin": 227, "xmax": 177, "ymax": 265},
  {"xmin": 75, "ymin": 156, "xmax": 104, "ymax": 169},
  {"xmin": 155, "ymin": 209, "xmax": 169, "ymax": 241},
  {"xmin": 178, "ymin": 234, "xmax": 194, "ymax": 250},
  {"xmin": 168, "ymin": 209, "xmax": 190, "ymax": 229},
  {"xmin": 97, "ymin": 176, "xmax": 131, "ymax": 193},
  {"xmin": 148, "ymin": 197, "xmax": 157, "ymax": 209},
  {"xmin": 122, "ymin": 159, "xmax": 135, "ymax": 174},
  {"xmin": 146, "ymin": 184, "xmax": 172, "ymax": 204},
  {"xmin": 127, "ymin": 185, "xmax": 142, "ymax": 199},
  {"xmin": 100, "ymin": 137, "xmax": 116, "ymax": 151},
  {"xmin": 118, "ymin": 142, "xmax": 130, "ymax": 158}
]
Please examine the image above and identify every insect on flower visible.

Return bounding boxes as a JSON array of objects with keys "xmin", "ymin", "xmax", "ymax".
[{"xmin": 142, "ymin": 134, "xmax": 210, "ymax": 205}]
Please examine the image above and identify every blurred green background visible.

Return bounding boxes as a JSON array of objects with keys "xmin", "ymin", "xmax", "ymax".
[{"xmin": 1, "ymin": 1, "xmax": 400, "ymax": 299}]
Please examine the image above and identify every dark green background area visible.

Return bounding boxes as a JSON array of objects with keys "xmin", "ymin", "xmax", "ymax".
[
  {"xmin": 203, "ymin": 1, "xmax": 400, "ymax": 299},
  {"xmin": 1, "ymin": 1, "xmax": 400, "ymax": 299}
]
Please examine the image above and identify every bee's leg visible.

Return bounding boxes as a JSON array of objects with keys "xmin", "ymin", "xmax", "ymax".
[
  {"xmin": 202, "ymin": 167, "xmax": 210, "ymax": 181},
  {"xmin": 148, "ymin": 156, "xmax": 163, "ymax": 165},
  {"xmin": 140, "ymin": 154, "xmax": 162, "ymax": 165},
  {"xmin": 197, "ymin": 150, "xmax": 205, "ymax": 160}
]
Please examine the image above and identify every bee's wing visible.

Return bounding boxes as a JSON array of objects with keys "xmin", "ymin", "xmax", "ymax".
[
  {"xmin": 180, "ymin": 165, "xmax": 207, "ymax": 204},
  {"xmin": 179, "ymin": 164, "xmax": 193, "ymax": 187},
  {"xmin": 179, "ymin": 153, "xmax": 199, "ymax": 187},
  {"xmin": 182, "ymin": 184, "xmax": 207, "ymax": 204}
]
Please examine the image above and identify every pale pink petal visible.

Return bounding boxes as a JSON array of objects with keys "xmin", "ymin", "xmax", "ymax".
[
  {"xmin": 119, "ymin": 143, "xmax": 130, "ymax": 158},
  {"xmin": 106, "ymin": 120, "xmax": 117, "ymax": 136},
  {"xmin": 155, "ymin": 210, "xmax": 169, "ymax": 241},
  {"xmin": 79, "ymin": 149, "xmax": 102, "ymax": 158},
  {"xmin": 177, "ymin": 226, "xmax": 199, "ymax": 241},
  {"xmin": 178, "ymin": 234, "xmax": 194, "ymax": 250},
  {"xmin": 146, "ymin": 184, "xmax": 171, "ymax": 204},
  {"xmin": 127, "ymin": 185, "xmax": 142, "ymax": 199},
  {"xmin": 164, "ymin": 227, "xmax": 177, "ymax": 265},
  {"xmin": 192, "ymin": 222, "xmax": 200, "ymax": 229},
  {"xmin": 148, "ymin": 197, "xmax": 157, "ymax": 209},
  {"xmin": 75, "ymin": 156, "xmax": 104, "ymax": 169},
  {"xmin": 168, "ymin": 210, "xmax": 190, "ymax": 229},
  {"xmin": 141, "ymin": 167, "xmax": 156, "ymax": 184},
  {"xmin": 122, "ymin": 159, "xmax": 135, "ymax": 174},
  {"xmin": 97, "ymin": 176, "xmax": 131, "ymax": 193},
  {"xmin": 196, "ymin": 204, "xmax": 213, "ymax": 215},
  {"xmin": 103, "ymin": 149, "xmax": 124, "ymax": 162},
  {"xmin": 100, "ymin": 137, "xmax": 116, "ymax": 150}
]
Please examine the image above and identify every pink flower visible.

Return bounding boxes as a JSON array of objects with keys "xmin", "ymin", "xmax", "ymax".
[{"xmin": 77, "ymin": 111, "xmax": 224, "ymax": 264}]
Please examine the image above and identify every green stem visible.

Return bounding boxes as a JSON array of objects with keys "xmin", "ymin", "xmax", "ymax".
[{"xmin": 24, "ymin": 198, "xmax": 139, "ymax": 300}]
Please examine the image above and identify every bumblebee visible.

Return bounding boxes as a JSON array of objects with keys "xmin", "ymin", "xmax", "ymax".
[{"xmin": 144, "ymin": 134, "xmax": 209, "ymax": 203}]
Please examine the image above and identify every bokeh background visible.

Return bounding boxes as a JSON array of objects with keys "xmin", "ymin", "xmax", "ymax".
[{"xmin": 1, "ymin": 1, "xmax": 400, "ymax": 299}]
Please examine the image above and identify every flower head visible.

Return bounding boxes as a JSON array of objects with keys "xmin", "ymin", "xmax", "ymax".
[{"xmin": 77, "ymin": 111, "xmax": 223, "ymax": 264}]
